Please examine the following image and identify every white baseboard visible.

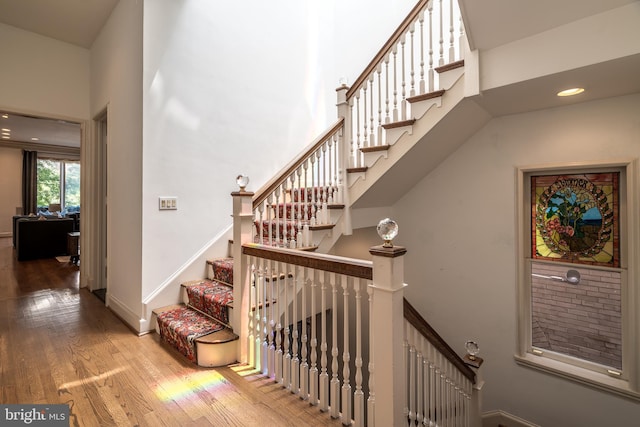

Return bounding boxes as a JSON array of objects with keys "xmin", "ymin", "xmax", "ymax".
[
  {"xmin": 107, "ymin": 293, "xmax": 146, "ymax": 334},
  {"xmin": 483, "ymin": 410, "xmax": 540, "ymax": 427}
]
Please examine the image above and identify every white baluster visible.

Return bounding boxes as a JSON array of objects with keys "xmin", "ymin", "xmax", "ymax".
[
  {"xmin": 268, "ymin": 260, "xmax": 276, "ymax": 376},
  {"xmin": 376, "ymin": 65, "xmax": 383, "ymax": 145},
  {"xmin": 266, "ymin": 194, "xmax": 273, "ymax": 246},
  {"xmin": 392, "ymin": 45, "xmax": 399, "ymax": 122},
  {"xmin": 254, "ymin": 261, "xmax": 262, "ymax": 371},
  {"xmin": 438, "ymin": 0, "xmax": 444, "ymax": 67},
  {"xmin": 428, "ymin": 1, "xmax": 434, "ymax": 92},
  {"xmin": 257, "ymin": 204, "xmax": 264, "ymax": 245},
  {"xmin": 410, "ymin": 22, "xmax": 416, "ymax": 98},
  {"xmin": 384, "ymin": 54, "xmax": 391, "ymax": 124},
  {"xmin": 261, "ymin": 259, "xmax": 269, "ymax": 375},
  {"xmin": 348, "ymin": 97, "xmax": 356, "ymax": 168},
  {"xmin": 309, "ymin": 269, "xmax": 319, "ymax": 406},
  {"xmin": 274, "ymin": 187, "xmax": 281, "ymax": 247},
  {"xmin": 416, "ymin": 343, "xmax": 424, "ymax": 426},
  {"xmin": 283, "ymin": 263, "xmax": 291, "ymax": 389},
  {"xmin": 404, "ymin": 321, "xmax": 411, "ymax": 423},
  {"xmin": 355, "ymin": 92, "xmax": 362, "ymax": 167},
  {"xmin": 409, "ymin": 338, "xmax": 417, "ymax": 425},
  {"xmin": 330, "ymin": 273, "xmax": 340, "ymax": 419},
  {"xmin": 341, "ymin": 276, "xmax": 352, "ymax": 425},
  {"xmin": 302, "ymin": 160, "xmax": 309, "ymax": 224},
  {"xmin": 419, "ymin": 11, "xmax": 426, "ymax": 94},
  {"xmin": 400, "ymin": 34, "xmax": 407, "ymax": 121},
  {"xmin": 288, "ymin": 174, "xmax": 297, "ymax": 248},
  {"xmin": 449, "ymin": 0, "xmax": 455, "ymax": 63},
  {"xmin": 315, "ymin": 150, "xmax": 324, "ymax": 224},
  {"xmin": 362, "ymin": 84, "xmax": 368, "ymax": 149},
  {"xmin": 248, "ymin": 257, "xmax": 256, "ymax": 368},
  {"xmin": 353, "ymin": 278, "xmax": 365, "ymax": 427},
  {"xmin": 275, "ymin": 262, "xmax": 284, "ymax": 384},
  {"xmin": 369, "ymin": 75, "xmax": 375, "ymax": 147},
  {"xmin": 296, "ymin": 167, "xmax": 303, "ymax": 248},
  {"xmin": 327, "ymin": 138, "xmax": 335, "ymax": 205},
  {"xmin": 367, "ymin": 283, "xmax": 375, "ymax": 425},
  {"xmin": 291, "ymin": 265, "xmax": 300, "ymax": 394},
  {"xmin": 458, "ymin": 15, "xmax": 465, "ymax": 61},
  {"xmin": 300, "ymin": 267, "xmax": 310, "ymax": 400},
  {"xmin": 319, "ymin": 270, "xmax": 329, "ymax": 412}
]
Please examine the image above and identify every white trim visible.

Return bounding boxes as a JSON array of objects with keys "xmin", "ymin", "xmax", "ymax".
[
  {"xmin": 515, "ymin": 158, "xmax": 639, "ymax": 399},
  {"xmin": 482, "ymin": 410, "xmax": 540, "ymax": 427},
  {"xmin": 107, "ymin": 293, "xmax": 146, "ymax": 334}
]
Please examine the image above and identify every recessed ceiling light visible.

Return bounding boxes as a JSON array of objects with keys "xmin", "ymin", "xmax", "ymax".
[
  {"xmin": 557, "ymin": 87, "xmax": 585, "ymax": 97},
  {"xmin": 1, "ymin": 128, "xmax": 10, "ymax": 132},
  {"xmin": 1, "ymin": 114, "xmax": 8, "ymax": 119},
  {"xmin": 2, "ymin": 132, "xmax": 10, "ymax": 136},
  {"xmin": 31, "ymin": 137, "xmax": 40, "ymax": 141},
  {"xmin": 2, "ymin": 136, "xmax": 9, "ymax": 139}
]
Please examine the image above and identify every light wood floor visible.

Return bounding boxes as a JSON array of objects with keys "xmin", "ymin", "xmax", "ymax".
[{"xmin": 0, "ymin": 237, "xmax": 343, "ymax": 426}]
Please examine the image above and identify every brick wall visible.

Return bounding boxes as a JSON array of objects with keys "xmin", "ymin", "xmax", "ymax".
[{"xmin": 531, "ymin": 263, "xmax": 622, "ymax": 369}]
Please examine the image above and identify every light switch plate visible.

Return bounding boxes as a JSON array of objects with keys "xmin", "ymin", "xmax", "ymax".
[{"xmin": 159, "ymin": 197, "xmax": 177, "ymax": 210}]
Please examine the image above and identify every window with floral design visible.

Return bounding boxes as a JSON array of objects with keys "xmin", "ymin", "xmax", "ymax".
[{"xmin": 516, "ymin": 163, "xmax": 639, "ymax": 401}]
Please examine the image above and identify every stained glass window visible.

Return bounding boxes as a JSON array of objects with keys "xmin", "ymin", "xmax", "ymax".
[{"xmin": 531, "ymin": 173, "xmax": 619, "ymax": 268}]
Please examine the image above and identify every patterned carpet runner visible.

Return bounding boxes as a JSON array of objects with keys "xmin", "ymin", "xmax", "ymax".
[
  {"xmin": 156, "ymin": 257, "xmax": 235, "ymax": 363},
  {"xmin": 208, "ymin": 257, "xmax": 233, "ymax": 285},
  {"xmin": 186, "ymin": 280, "xmax": 233, "ymax": 325},
  {"xmin": 156, "ymin": 306, "xmax": 224, "ymax": 362}
]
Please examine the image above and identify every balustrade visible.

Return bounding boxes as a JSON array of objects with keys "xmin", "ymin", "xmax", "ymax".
[
  {"xmin": 231, "ymin": 192, "xmax": 481, "ymax": 425},
  {"xmin": 342, "ymin": 0, "xmax": 464, "ymax": 169}
]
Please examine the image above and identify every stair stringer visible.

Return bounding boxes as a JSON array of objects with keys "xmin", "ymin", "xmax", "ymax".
[{"xmin": 348, "ymin": 74, "xmax": 467, "ymax": 207}]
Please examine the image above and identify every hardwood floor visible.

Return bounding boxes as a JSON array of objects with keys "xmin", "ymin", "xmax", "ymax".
[{"xmin": 0, "ymin": 237, "xmax": 343, "ymax": 426}]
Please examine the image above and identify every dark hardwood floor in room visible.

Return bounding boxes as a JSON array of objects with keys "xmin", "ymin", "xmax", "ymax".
[{"xmin": 0, "ymin": 237, "xmax": 342, "ymax": 426}]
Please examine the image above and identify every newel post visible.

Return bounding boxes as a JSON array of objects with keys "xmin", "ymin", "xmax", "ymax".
[
  {"xmin": 368, "ymin": 219, "xmax": 406, "ymax": 427},
  {"xmin": 336, "ymin": 83, "xmax": 353, "ymax": 235},
  {"xmin": 231, "ymin": 175, "xmax": 254, "ymax": 363}
]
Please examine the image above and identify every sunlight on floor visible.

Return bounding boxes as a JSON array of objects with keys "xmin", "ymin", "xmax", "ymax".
[
  {"xmin": 154, "ymin": 370, "xmax": 228, "ymax": 402},
  {"xmin": 58, "ymin": 367, "xmax": 128, "ymax": 391}
]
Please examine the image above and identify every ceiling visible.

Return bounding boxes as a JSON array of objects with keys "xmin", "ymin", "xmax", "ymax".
[{"xmin": 0, "ymin": 0, "xmax": 638, "ymax": 148}]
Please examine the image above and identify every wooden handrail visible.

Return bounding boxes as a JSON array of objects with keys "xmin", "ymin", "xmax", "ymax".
[
  {"xmin": 345, "ymin": 0, "xmax": 430, "ymax": 100},
  {"xmin": 242, "ymin": 243, "xmax": 373, "ymax": 280},
  {"xmin": 404, "ymin": 298, "xmax": 476, "ymax": 383},
  {"xmin": 252, "ymin": 118, "xmax": 344, "ymax": 209}
]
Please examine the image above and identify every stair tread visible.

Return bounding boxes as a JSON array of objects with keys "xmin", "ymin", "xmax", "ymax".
[
  {"xmin": 152, "ymin": 303, "xmax": 185, "ymax": 315},
  {"xmin": 155, "ymin": 305, "xmax": 226, "ymax": 363}
]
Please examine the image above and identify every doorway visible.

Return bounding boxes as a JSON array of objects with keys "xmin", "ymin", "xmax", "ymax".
[{"xmin": 91, "ymin": 110, "xmax": 108, "ymax": 302}]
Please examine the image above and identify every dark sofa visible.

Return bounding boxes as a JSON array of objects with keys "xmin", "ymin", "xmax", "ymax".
[{"xmin": 15, "ymin": 218, "xmax": 74, "ymax": 261}]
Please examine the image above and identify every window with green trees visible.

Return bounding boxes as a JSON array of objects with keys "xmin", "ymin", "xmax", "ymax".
[{"xmin": 37, "ymin": 159, "xmax": 80, "ymax": 212}]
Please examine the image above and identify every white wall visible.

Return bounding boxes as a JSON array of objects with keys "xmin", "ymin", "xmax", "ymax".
[
  {"xmin": 392, "ymin": 93, "xmax": 640, "ymax": 427},
  {"xmin": 90, "ymin": 0, "xmax": 144, "ymax": 322},
  {"xmin": 140, "ymin": 0, "xmax": 416, "ymax": 301},
  {"xmin": 0, "ymin": 23, "xmax": 90, "ymax": 238},
  {"xmin": 0, "ymin": 24, "xmax": 90, "ymax": 119},
  {"xmin": 0, "ymin": 148, "xmax": 22, "ymax": 235}
]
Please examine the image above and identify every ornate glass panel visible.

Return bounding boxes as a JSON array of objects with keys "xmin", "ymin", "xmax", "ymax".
[{"xmin": 531, "ymin": 173, "xmax": 619, "ymax": 267}]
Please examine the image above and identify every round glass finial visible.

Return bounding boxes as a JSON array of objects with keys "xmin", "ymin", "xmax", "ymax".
[
  {"xmin": 465, "ymin": 340, "xmax": 480, "ymax": 360},
  {"xmin": 377, "ymin": 218, "xmax": 398, "ymax": 248},
  {"xmin": 236, "ymin": 174, "xmax": 249, "ymax": 191}
]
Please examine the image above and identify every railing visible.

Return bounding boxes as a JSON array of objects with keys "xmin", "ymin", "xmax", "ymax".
[
  {"xmin": 341, "ymin": 0, "xmax": 464, "ymax": 169},
  {"xmin": 404, "ymin": 299, "xmax": 476, "ymax": 426},
  {"xmin": 251, "ymin": 118, "xmax": 345, "ymax": 249},
  {"xmin": 232, "ymin": 190, "xmax": 482, "ymax": 426}
]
